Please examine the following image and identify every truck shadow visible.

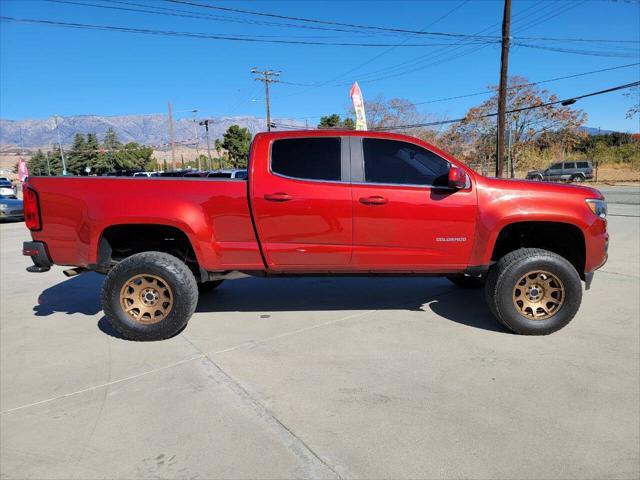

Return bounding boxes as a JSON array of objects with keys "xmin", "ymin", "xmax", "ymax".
[
  {"xmin": 33, "ymin": 274, "xmax": 509, "ymax": 335},
  {"xmin": 33, "ymin": 272, "xmax": 104, "ymax": 316},
  {"xmin": 195, "ymin": 276, "xmax": 509, "ymax": 333}
]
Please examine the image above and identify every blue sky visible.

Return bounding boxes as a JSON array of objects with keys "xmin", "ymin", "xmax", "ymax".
[{"xmin": 1, "ymin": 0, "xmax": 639, "ymax": 131}]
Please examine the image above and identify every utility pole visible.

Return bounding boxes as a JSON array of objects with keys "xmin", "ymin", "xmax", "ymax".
[
  {"xmin": 192, "ymin": 109, "xmax": 201, "ymax": 170},
  {"xmin": 199, "ymin": 119, "xmax": 213, "ymax": 171},
  {"xmin": 53, "ymin": 115, "xmax": 67, "ymax": 175},
  {"xmin": 495, "ymin": 0, "xmax": 512, "ymax": 178},
  {"xmin": 168, "ymin": 101, "xmax": 177, "ymax": 170},
  {"xmin": 508, "ymin": 124, "xmax": 514, "ymax": 178},
  {"xmin": 251, "ymin": 67, "xmax": 280, "ymax": 132}
]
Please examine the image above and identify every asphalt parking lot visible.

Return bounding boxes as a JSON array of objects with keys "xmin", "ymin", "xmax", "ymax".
[{"xmin": 1, "ymin": 187, "xmax": 639, "ymax": 479}]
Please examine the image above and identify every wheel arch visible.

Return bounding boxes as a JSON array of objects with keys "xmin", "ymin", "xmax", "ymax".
[
  {"xmin": 95, "ymin": 223, "xmax": 208, "ymax": 282},
  {"xmin": 490, "ymin": 221, "xmax": 587, "ymax": 279}
]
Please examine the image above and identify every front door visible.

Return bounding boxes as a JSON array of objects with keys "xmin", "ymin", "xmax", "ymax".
[
  {"xmin": 251, "ymin": 136, "xmax": 352, "ymax": 270},
  {"xmin": 350, "ymin": 137, "xmax": 477, "ymax": 271}
]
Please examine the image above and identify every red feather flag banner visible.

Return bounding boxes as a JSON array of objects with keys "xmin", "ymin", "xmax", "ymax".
[
  {"xmin": 18, "ymin": 157, "xmax": 29, "ymax": 182},
  {"xmin": 350, "ymin": 81, "xmax": 368, "ymax": 131}
]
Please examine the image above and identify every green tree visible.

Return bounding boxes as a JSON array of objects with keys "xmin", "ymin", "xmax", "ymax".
[
  {"xmin": 317, "ymin": 114, "xmax": 355, "ymax": 130},
  {"xmin": 26, "ymin": 150, "xmax": 50, "ymax": 176},
  {"xmin": 220, "ymin": 125, "xmax": 252, "ymax": 168},
  {"xmin": 113, "ymin": 142, "xmax": 154, "ymax": 171}
]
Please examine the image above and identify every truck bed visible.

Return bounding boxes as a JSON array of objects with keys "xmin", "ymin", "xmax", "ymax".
[{"xmin": 28, "ymin": 176, "xmax": 264, "ymax": 271}]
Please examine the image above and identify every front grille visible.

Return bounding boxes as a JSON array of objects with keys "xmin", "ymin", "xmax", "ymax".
[{"xmin": 9, "ymin": 209, "xmax": 23, "ymax": 215}]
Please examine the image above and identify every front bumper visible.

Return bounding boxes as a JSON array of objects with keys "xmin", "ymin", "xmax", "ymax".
[
  {"xmin": 0, "ymin": 209, "xmax": 24, "ymax": 220},
  {"xmin": 23, "ymin": 241, "xmax": 52, "ymax": 272}
]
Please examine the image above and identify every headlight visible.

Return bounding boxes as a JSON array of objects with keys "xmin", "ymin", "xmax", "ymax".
[
  {"xmin": 586, "ymin": 199, "xmax": 607, "ymax": 219},
  {"xmin": 0, "ymin": 204, "xmax": 7, "ymax": 210}
]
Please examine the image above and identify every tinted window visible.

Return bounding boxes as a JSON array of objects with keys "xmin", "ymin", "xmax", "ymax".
[
  {"xmin": 207, "ymin": 172, "xmax": 233, "ymax": 178},
  {"xmin": 362, "ymin": 139, "xmax": 450, "ymax": 186},
  {"xmin": 550, "ymin": 163, "xmax": 563, "ymax": 170},
  {"xmin": 564, "ymin": 162, "xmax": 576, "ymax": 169},
  {"xmin": 577, "ymin": 161, "xmax": 589, "ymax": 168},
  {"xmin": 271, "ymin": 138, "xmax": 341, "ymax": 181}
]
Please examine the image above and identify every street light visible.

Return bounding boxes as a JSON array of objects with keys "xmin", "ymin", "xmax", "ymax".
[
  {"xmin": 53, "ymin": 115, "xmax": 68, "ymax": 175},
  {"xmin": 192, "ymin": 109, "xmax": 200, "ymax": 170}
]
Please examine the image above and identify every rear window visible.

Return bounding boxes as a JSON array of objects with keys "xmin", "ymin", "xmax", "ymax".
[
  {"xmin": 577, "ymin": 161, "xmax": 589, "ymax": 168},
  {"xmin": 271, "ymin": 138, "xmax": 341, "ymax": 181}
]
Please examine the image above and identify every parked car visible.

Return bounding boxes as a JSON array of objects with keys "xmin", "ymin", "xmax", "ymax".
[
  {"xmin": 182, "ymin": 171, "xmax": 209, "ymax": 178},
  {"xmin": 22, "ymin": 130, "xmax": 608, "ymax": 340},
  {"xmin": 132, "ymin": 172, "xmax": 153, "ymax": 178},
  {"xmin": 157, "ymin": 170, "xmax": 190, "ymax": 177},
  {"xmin": 0, "ymin": 195, "xmax": 24, "ymax": 221},
  {"xmin": 526, "ymin": 161, "xmax": 593, "ymax": 182},
  {"xmin": 207, "ymin": 169, "xmax": 248, "ymax": 179},
  {"xmin": 0, "ymin": 180, "xmax": 16, "ymax": 198}
]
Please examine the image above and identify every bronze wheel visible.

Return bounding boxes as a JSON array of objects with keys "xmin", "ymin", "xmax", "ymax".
[
  {"xmin": 119, "ymin": 274, "xmax": 174, "ymax": 324},
  {"xmin": 512, "ymin": 270, "xmax": 565, "ymax": 320}
]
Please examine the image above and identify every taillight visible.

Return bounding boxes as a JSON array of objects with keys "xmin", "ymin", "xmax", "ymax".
[{"xmin": 23, "ymin": 186, "xmax": 42, "ymax": 231}]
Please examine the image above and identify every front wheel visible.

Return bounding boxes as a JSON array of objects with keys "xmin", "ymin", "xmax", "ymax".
[
  {"xmin": 571, "ymin": 174, "xmax": 585, "ymax": 183},
  {"xmin": 101, "ymin": 251, "xmax": 199, "ymax": 341},
  {"xmin": 485, "ymin": 248, "xmax": 582, "ymax": 335}
]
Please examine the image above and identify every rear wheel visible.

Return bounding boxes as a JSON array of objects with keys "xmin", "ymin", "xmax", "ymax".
[
  {"xmin": 101, "ymin": 251, "xmax": 198, "ymax": 341},
  {"xmin": 447, "ymin": 275, "xmax": 485, "ymax": 288},
  {"xmin": 485, "ymin": 248, "xmax": 582, "ymax": 335}
]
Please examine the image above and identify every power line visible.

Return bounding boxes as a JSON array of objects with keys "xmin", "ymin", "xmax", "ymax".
[
  {"xmin": 374, "ymin": 81, "xmax": 640, "ymax": 131},
  {"xmin": 50, "ymin": 0, "xmax": 410, "ymax": 37},
  {"xmin": 272, "ymin": 1, "xmax": 571, "ymax": 97},
  {"xmin": 334, "ymin": 0, "xmax": 589, "ymax": 86},
  {"xmin": 0, "ymin": 16, "xmax": 499, "ymax": 47},
  {"xmin": 414, "ymin": 62, "xmax": 640, "ymax": 105},
  {"xmin": 163, "ymin": 0, "xmax": 637, "ymax": 44},
  {"xmin": 274, "ymin": 0, "xmax": 471, "ymax": 100},
  {"xmin": 513, "ymin": 42, "xmax": 639, "ymax": 58}
]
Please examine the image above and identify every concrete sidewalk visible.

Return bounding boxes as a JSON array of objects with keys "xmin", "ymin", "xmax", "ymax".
[{"xmin": 1, "ymin": 211, "xmax": 638, "ymax": 479}]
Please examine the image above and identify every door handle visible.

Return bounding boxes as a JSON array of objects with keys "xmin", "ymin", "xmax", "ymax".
[
  {"xmin": 264, "ymin": 192, "xmax": 292, "ymax": 202},
  {"xmin": 359, "ymin": 196, "xmax": 388, "ymax": 205}
]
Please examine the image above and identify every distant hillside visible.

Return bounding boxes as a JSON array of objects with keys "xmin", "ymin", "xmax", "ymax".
[
  {"xmin": 579, "ymin": 126, "xmax": 619, "ymax": 136},
  {"xmin": 0, "ymin": 114, "xmax": 305, "ymax": 148}
]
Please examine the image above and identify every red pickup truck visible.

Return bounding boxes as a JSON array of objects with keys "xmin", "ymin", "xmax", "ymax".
[{"xmin": 22, "ymin": 130, "xmax": 608, "ymax": 340}]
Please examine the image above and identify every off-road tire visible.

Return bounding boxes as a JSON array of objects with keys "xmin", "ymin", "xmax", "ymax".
[
  {"xmin": 447, "ymin": 275, "xmax": 485, "ymax": 288},
  {"xmin": 101, "ymin": 251, "xmax": 198, "ymax": 341},
  {"xmin": 484, "ymin": 248, "xmax": 582, "ymax": 335},
  {"xmin": 198, "ymin": 279, "xmax": 224, "ymax": 293}
]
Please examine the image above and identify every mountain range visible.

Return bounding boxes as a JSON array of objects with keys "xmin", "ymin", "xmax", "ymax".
[
  {"xmin": 0, "ymin": 114, "xmax": 306, "ymax": 149},
  {"xmin": 0, "ymin": 115, "xmax": 622, "ymax": 150}
]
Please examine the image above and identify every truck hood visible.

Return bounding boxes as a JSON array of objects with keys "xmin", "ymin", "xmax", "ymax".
[{"xmin": 478, "ymin": 176, "xmax": 604, "ymax": 200}]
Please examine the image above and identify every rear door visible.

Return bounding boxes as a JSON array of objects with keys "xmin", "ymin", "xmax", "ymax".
[
  {"xmin": 251, "ymin": 136, "xmax": 352, "ymax": 270},
  {"xmin": 562, "ymin": 162, "xmax": 577, "ymax": 181},
  {"xmin": 350, "ymin": 137, "xmax": 477, "ymax": 271}
]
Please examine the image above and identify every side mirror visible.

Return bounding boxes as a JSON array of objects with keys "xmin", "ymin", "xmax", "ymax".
[{"xmin": 448, "ymin": 166, "xmax": 467, "ymax": 189}]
